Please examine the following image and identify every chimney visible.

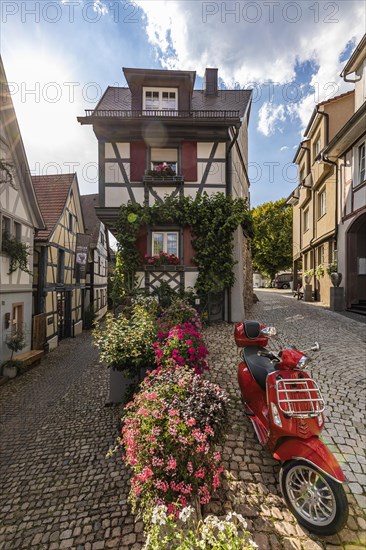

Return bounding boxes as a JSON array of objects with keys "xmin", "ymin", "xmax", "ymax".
[{"xmin": 204, "ymin": 68, "xmax": 218, "ymax": 96}]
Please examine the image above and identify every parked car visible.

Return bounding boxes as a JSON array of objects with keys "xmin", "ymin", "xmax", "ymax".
[{"xmin": 273, "ymin": 272, "xmax": 302, "ymax": 289}]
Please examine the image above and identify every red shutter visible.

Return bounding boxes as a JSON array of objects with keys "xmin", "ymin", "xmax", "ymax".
[
  {"xmin": 130, "ymin": 141, "xmax": 146, "ymax": 182},
  {"xmin": 136, "ymin": 226, "xmax": 148, "ymax": 261},
  {"xmin": 182, "ymin": 142, "xmax": 197, "ymax": 182}
]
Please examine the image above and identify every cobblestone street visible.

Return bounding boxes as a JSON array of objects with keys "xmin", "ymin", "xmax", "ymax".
[{"xmin": 0, "ymin": 291, "xmax": 365, "ymax": 549}]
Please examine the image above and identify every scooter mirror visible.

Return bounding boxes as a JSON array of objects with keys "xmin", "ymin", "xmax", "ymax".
[
  {"xmin": 261, "ymin": 326, "xmax": 277, "ymax": 338},
  {"xmin": 311, "ymin": 342, "xmax": 320, "ymax": 352}
]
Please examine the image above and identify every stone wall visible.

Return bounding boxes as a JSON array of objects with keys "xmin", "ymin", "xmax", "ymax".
[{"xmin": 243, "ymin": 235, "xmax": 253, "ymax": 314}]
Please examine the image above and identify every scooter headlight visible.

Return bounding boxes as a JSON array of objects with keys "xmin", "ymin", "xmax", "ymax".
[
  {"xmin": 297, "ymin": 356, "xmax": 310, "ymax": 369},
  {"xmin": 271, "ymin": 402, "xmax": 282, "ymax": 427}
]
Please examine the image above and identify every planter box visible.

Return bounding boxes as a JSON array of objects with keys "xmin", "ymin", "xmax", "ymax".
[
  {"xmin": 143, "ymin": 265, "xmax": 183, "ymax": 272},
  {"xmin": 109, "ymin": 366, "xmax": 150, "ymax": 404}
]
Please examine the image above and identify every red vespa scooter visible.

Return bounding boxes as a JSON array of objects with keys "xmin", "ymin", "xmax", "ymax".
[{"xmin": 235, "ymin": 320, "xmax": 349, "ymax": 536}]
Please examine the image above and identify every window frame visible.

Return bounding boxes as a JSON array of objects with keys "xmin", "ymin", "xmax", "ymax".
[
  {"xmin": 303, "ymin": 208, "xmax": 310, "ymax": 232},
  {"xmin": 57, "ymin": 249, "xmax": 65, "ymax": 284},
  {"xmin": 317, "ymin": 244, "xmax": 325, "ymax": 265},
  {"xmin": 313, "ymin": 136, "xmax": 321, "ymax": 161},
  {"xmin": 355, "ymin": 141, "xmax": 366, "ymax": 188},
  {"xmin": 318, "ymin": 188, "xmax": 326, "ymax": 219},
  {"xmin": 143, "ymin": 87, "xmax": 178, "ymax": 112},
  {"xmin": 151, "ymin": 231, "xmax": 179, "ymax": 257}
]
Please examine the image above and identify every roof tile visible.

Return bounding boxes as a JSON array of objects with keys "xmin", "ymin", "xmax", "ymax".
[{"xmin": 32, "ymin": 174, "xmax": 74, "ymax": 241}]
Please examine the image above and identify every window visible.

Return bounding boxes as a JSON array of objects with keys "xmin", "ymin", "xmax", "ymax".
[
  {"xmin": 150, "ymin": 147, "xmax": 178, "ymax": 175},
  {"xmin": 143, "ymin": 88, "xmax": 178, "ymax": 112},
  {"xmin": 356, "ymin": 142, "xmax": 365, "ymax": 186},
  {"xmin": 313, "ymin": 136, "xmax": 321, "ymax": 160},
  {"xmin": 318, "ymin": 189, "xmax": 326, "ymax": 218},
  {"xmin": 68, "ymin": 213, "xmax": 73, "ymax": 232},
  {"xmin": 303, "ymin": 253, "xmax": 308, "ymax": 271},
  {"xmin": 318, "ymin": 245, "xmax": 325, "ymax": 265},
  {"xmin": 152, "ymin": 232, "xmax": 179, "ymax": 256},
  {"xmin": 299, "ymin": 166, "xmax": 305, "ymax": 184},
  {"xmin": 328, "ymin": 241, "xmax": 337, "ymax": 264},
  {"xmin": 12, "ymin": 303, "xmax": 24, "ymax": 334},
  {"xmin": 303, "ymin": 208, "xmax": 309, "ymax": 232},
  {"xmin": 2, "ymin": 216, "xmax": 11, "ymax": 247},
  {"xmin": 14, "ymin": 222, "xmax": 22, "ymax": 241},
  {"xmin": 57, "ymin": 249, "xmax": 65, "ymax": 284}
]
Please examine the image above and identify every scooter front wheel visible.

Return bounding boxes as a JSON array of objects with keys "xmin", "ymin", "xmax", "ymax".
[{"xmin": 280, "ymin": 460, "xmax": 349, "ymax": 536}]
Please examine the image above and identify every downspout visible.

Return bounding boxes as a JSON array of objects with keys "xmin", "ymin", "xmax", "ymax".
[
  {"xmin": 321, "ymin": 154, "xmax": 338, "ymax": 248},
  {"xmin": 226, "ymin": 125, "xmax": 240, "ymax": 323},
  {"xmin": 316, "ymin": 108, "xmax": 329, "ymax": 147}
]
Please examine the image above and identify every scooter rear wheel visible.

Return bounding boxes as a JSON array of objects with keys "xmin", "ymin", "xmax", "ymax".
[{"xmin": 280, "ymin": 460, "xmax": 349, "ymax": 536}]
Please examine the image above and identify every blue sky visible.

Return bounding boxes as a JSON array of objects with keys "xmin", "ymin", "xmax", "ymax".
[{"xmin": 1, "ymin": 0, "xmax": 365, "ymax": 206}]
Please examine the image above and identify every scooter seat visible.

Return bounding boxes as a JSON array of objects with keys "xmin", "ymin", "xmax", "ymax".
[{"xmin": 243, "ymin": 346, "xmax": 277, "ymax": 390}]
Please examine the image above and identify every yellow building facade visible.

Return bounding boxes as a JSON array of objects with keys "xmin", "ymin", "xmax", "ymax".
[
  {"xmin": 32, "ymin": 174, "xmax": 87, "ymax": 350},
  {"xmin": 288, "ymin": 92, "xmax": 354, "ymax": 305}
]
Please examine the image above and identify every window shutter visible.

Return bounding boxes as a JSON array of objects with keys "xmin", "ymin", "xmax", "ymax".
[
  {"xmin": 130, "ymin": 141, "xmax": 146, "ymax": 181},
  {"xmin": 182, "ymin": 142, "xmax": 197, "ymax": 182}
]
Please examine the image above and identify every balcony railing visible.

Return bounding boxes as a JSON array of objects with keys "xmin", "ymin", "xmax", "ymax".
[{"xmin": 84, "ymin": 109, "xmax": 240, "ymax": 119}]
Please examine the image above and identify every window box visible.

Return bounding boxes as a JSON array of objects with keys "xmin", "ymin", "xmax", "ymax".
[{"xmin": 143, "ymin": 264, "xmax": 184, "ymax": 272}]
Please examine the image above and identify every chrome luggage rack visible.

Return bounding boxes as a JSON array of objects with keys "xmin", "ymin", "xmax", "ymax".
[{"xmin": 276, "ymin": 378, "xmax": 325, "ymax": 418}]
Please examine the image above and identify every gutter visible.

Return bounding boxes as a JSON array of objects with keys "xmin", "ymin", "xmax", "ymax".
[{"xmin": 316, "ymin": 108, "xmax": 329, "ymax": 146}]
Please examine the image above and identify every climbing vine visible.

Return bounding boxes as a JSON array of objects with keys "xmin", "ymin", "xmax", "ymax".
[
  {"xmin": 115, "ymin": 193, "xmax": 253, "ymax": 296},
  {"xmin": 2, "ymin": 232, "xmax": 32, "ymax": 275}
]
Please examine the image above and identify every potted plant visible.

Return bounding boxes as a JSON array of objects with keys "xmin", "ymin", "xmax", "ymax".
[
  {"xmin": 93, "ymin": 304, "xmax": 158, "ymax": 403},
  {"xmin": 315, "ymin": 264, "xmax": 325, "ymax": 278},
  {"xmin": 146, "ymin": 163, "xmax": 176, "ymax": 178},
  {"xmin": 303, "ymin": 269, "xmax": 314, "ymax": 285},
  {"xmin": 2, "ymin": 329, "xmax": 26, "ymax": 378}
]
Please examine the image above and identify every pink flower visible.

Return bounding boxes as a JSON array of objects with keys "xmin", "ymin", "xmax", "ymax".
[
  {"xmin": 166, "ymin": 456, "xmax": 177, "ymax": 471},
  {"xmin": 194, "ymin": 467, "xmax": 205, "ymax": 479},
  {"xmin": 187, "ymin": 418, "xmax": 196, "ymax": 427}
]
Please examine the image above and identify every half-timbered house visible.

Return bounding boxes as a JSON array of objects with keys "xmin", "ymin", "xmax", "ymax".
[
  {"xmin": 0, "ymin": 56, "xmax": 45, "ymax": 362},
  {"xmin": 78, "ymin": 68, "xmax": 252, "ymax": 321},
  {"xmin": 80, "ymin": 194, "xmax": 109, "ymax": 321},
  {"xmin": 32, "ymin": 173, "xmax": 87, "ymax": 350}
]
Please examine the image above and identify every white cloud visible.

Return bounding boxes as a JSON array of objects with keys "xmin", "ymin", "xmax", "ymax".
[
  {"xmin": 280, "ymin": 146, "xmax": 289, "ymax": 151},
  {"xmin": 135, "ymin": 0, "xmax": 365, "ymax": 131},
  {"xmin": 258, "ymin": 103, "xmax": 286, "ymax": 136},
  {"xmin": 93, "ymin": 0, "xmax": 108, "ymax": 16}
]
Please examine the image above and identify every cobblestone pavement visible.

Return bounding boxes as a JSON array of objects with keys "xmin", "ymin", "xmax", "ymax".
[
  {"xmin": 1, "ymin": 292, "xmax": 365, "ymax": 550},
  {"xmin": 205, "ymin": 290, "xmax": 366, "ymax": 550}
]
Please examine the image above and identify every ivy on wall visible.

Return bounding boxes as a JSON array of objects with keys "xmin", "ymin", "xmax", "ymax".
[{"xmin": 115, "ymin": 193, "xmax": 253, "ymax": 296}]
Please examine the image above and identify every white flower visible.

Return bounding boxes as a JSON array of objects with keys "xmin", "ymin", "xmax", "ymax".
[
  {"xmin": 179, "ymin": 505, "xmax": 194, "ymax": 523},
  {"xmin": 151, "ymin": 505, "xmax": 167, "ymax": 525},
  {"xmin": 249, "ymin": 540, "xmax": 259, "ymax": 548}
]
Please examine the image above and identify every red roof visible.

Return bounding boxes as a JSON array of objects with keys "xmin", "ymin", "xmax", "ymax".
[{"xmin": 32, "ymin": 174, "xmax": 74, "ymax": 241}]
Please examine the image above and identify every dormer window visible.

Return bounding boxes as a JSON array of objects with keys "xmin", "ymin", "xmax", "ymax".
[{"xmin": 143, "ymin": 87, "xmax": 178, "ymax": 112}]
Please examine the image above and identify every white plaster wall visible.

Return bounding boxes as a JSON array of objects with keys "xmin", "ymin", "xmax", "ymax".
[
  {"xmin": 105, "ymin": 162, "xmax": 130, "ymax": 183},
  {"xmin": 105, "ymin": 143, "xmax": 130, "ymax": 158}
]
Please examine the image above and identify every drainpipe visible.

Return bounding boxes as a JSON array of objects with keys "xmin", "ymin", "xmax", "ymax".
[
  {"xmin": 316, "ymin": 108, "xmax": 329, "ymax": 146},
  {"xmin": 321, "ymin": 154, "xmax": 339, "ymax": 247},
  {"xmin": 226, "ymin": 125, "xmax": 240, "ymax": 323}
]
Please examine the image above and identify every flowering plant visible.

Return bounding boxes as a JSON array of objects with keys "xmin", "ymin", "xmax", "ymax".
[
  {"xmin": 144, "ymin": 506, "xmax": 257, "ymax": 549},
  {"xmin": 93, "ymin": 304, "xmax": 158, "ymax": 373},
  {"xmin": 144, "ymin": 251, "xmax": 180, "ymax": 267},
  {"xmin": 154, "ymin": 322, "xmax": 208, "ymax": 375},
  {"xmin": 121, "ymin": 367, "xmax": 229, "ymax": 523},
  {"xmin": 146, "ymin": 163, "xmax": 176, "ymax": 178},
  {"xmin": 158, "ymin": 300, "xmax": 202, "ymax": 336}
]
